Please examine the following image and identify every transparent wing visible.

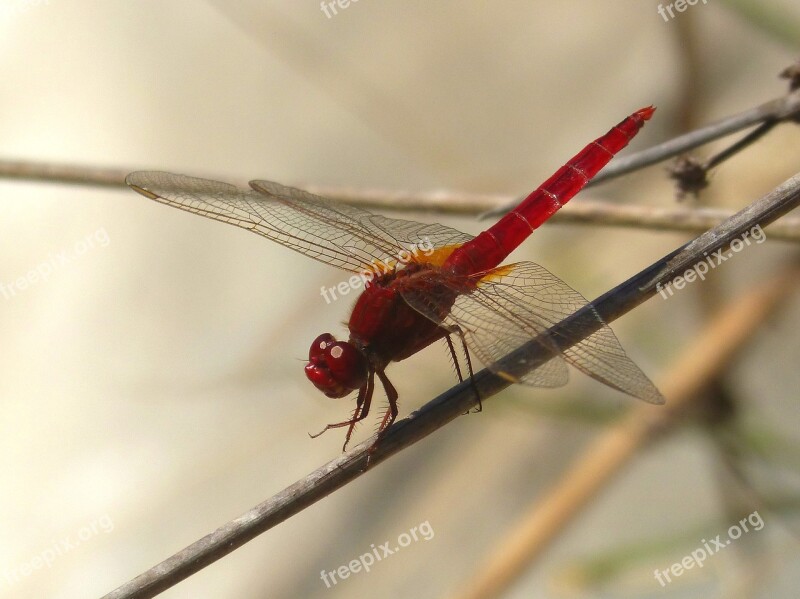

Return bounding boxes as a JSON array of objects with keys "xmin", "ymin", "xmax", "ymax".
[
  {"xmin": 401, "ymin": 262, "xmax": 664, "ymax": 404},
  {"xmin": 126, "ymin": 172, "xmax": 473, "ymax": 273},
  {"xmin": 400, "ymin": 269, "xmax": 571, "ymax": 389}
]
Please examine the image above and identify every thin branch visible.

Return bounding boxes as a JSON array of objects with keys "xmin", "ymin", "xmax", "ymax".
[
  {"xmin": 101, "ymin": 172, "xmax": 800, "ymax": 599},
  {"xmin": 449, "ymin": 264, "xmax": 799, "ymax": 599},
  {"xmin": 669, "ymin": 120, "xmax": 781, "ymax": 198},
  {"xmin": 2, "ymin": 158, "xmax": 800, "ymax": 242},
  {"xmin": 0, "ymin": 160, "xmax": 128, "ymax": 188},
  {"xmin": 705, "ymin": 119, "xmax": 779, "ymax": 171},
  {"xmin": 302, "ymin": 187, "xmax": 800, "ymax": 243},
  {"xmin": 593, "ymin": 91, "xmax": 800, "ymax": 183},
  {"xmin": 482, "ymin": 89, "xmax": 800, "ymax": 218},
  {"xmin": 3, "ymin": 93, "xmax": 798, "ymax": 198}
]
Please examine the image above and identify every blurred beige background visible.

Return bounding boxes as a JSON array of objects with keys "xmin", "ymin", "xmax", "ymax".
[{"xmin": 1, "ymin": 1, "xmax": 799, "ymax": 598}]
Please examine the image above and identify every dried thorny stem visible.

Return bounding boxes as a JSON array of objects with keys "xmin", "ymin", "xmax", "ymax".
[
  {"xmin": 659, "ymin": 60, "xmax": 797, "ymax": 199},
  {"xmin": 669, "ymin": 120, "xmax": 779, "ymax": 199},
  {"xmin": 449, "ymin": 264, "xmax": 800, "ymax": 599},
  {"xmin": 781, "ymin": 59, "xmax": 800, "ymax": 96},
  {"xmin": 101, "ymin": 173, "xmax": 800, "ymax": 598},
  {"xmin": 668, "ymin": 156, "xmax": 710, "ymax": 199},
  {"xmin": 590, "ymin": 91, "xmax": 798, "ymax": 182}
]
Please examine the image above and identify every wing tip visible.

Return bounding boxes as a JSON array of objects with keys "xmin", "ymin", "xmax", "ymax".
[
  {"xmin": 125, "ymin": 171, "xmax": 162, "ymax": 199},
  {"xmin": 635, "ymin": 384, "xmax": 666, "ymax": 405}
]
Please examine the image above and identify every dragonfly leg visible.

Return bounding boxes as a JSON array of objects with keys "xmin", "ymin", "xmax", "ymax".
[
  {"xmin": 368, "ymin": 369, "xmax": 399, "ymax": 456},
  {"xmin": 459, "ymin": 335, "xmax": 481, "ymax": 413},
  {"xmin": 444, "ymin": 334, "xmax": 465, "ymax": 383},
  {"xmin": 342, "ymin": 371, "xmax": 375, "ymax": 450},
  {"xmin": 445, "ymin": 331, "xmax": 481, "ymax": 414},
  {"xmin": 309, "ymin": 371, "xmax": 375, "ymax": 451}
]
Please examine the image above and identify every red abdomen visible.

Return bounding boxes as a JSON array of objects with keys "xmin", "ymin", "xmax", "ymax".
[{"xmin": 443, "ymin": 107, "xmax": 654, "ymax": 276}]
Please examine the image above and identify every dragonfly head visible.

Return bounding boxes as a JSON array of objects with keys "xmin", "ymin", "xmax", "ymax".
[{"xmin": 305, "ymin": 333, "xmax": 369, "ymax": 398}]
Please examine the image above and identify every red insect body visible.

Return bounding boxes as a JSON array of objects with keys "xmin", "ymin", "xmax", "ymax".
[{"xmin": 125, "ymin": 106, "xmax": 661, "ymax": 455}]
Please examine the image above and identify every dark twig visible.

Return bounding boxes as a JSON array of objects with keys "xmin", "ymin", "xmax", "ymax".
[
  {"xmin": 589, "ymin": 91, "xmax": 800, "ymax": 184},
  {"xmin": 482, "ymin": 90, "xmax": 800, "ymax": 218},
  {"xmin": 101, "ymin": 172, "xmax": 800, "ymax": 599},
  {"xmin": 781, "ymin": 58, "xmax": 800, "ymax": 94},
  {"xmin": 705, "ymin": 120, "xmax": 779, "ymax": 171},
  {"xmin": 670, "ymin": 120, "xmax": 780, "ymax": 199}
]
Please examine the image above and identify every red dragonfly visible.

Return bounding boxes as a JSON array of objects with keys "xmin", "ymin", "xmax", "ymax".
[{"xmin": 126, "ymin": 106, "xmax": 663, "ymax": 450}]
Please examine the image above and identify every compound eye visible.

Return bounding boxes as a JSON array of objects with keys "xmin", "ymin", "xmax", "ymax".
[
  {"xmin": 324, "ymin": 342, "xmax": 369, "ymax": 391},
  {"xmin": 305, "ymin": 335, "xmax": 369, "ymax": 398},
  {"xmin": 309, "ymin": 333, "xmax": 337, "ymax": 360}
]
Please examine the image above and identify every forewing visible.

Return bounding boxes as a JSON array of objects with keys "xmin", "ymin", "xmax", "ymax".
[
  {"xmin": 250, "ymin": 179, "xmax": 473, "ymax": 262},
  {"xmin": 126, "ymin": 171, "xmax": 472, "ymax": 273}
]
